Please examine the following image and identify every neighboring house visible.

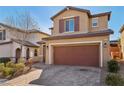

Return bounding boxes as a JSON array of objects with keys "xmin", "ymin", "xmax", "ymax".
[
  {"xmin": 109, "ymin": 40, "xmax": 121, "ymax": 59},
  {"xmin": 120, "ymin": 25, "xmax": 124, "ymax": 59},
  {"xmin": 0, "ymin": 23, "xmax": 50, "ymax": 62},
  {"xmin": 42, "ymin": 6, "xmax": 114, "ymax": 67}
]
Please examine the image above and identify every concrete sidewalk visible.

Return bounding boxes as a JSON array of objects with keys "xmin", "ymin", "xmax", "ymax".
[{"xmin": 0, "ymin": 69, "xmax": 42, "ymax": 86}]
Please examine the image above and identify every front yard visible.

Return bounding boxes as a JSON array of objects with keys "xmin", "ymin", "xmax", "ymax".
[
  {"xmin": 0, "ymin": 58, "xmax": 33, "ymax": 84},
  {"xmin": 0, "ymin": 58, "xmax": 124, "ymax": 86}
]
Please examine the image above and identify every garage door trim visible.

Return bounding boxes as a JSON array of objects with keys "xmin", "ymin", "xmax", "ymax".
[{"xmin": 48, "ymin": 41, "xmax": 103, "ymax": 67}]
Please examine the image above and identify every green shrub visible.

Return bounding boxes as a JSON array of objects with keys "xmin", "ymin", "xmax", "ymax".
[
  {"xmin": 6, "ymin": 61, "xmax": 15, "ymax": 68},
  {"xmin": 0, "ymin": 59, "xmax": 28, "ymax": 78},
  {"xmin": 18, "ymin": 58, "xmax": 25, "ymax": 63},
  {"xmin": 105, "ymin": 73, "xmax": 124, "ymax": 86},
  {"xmin": 0, "ymin": 57, "xmax": 11, "ymax": 63},
  {"xmin": 15, "ymin": 63, "xmax": 25, "ymax": 70},
  {"xmin": 0, "ymin": 63, "xmax": 4, "ymax": 67},
  {"xmin": 2, "ymin": 67, "xmax": 15, "ymax": 77},
  {"xmin": 12, "ymin": 63, "xmax": 25, "ymax": 77},
  {"xmin": 107, "ymin": 59, "xmax": 120, "ymax": 73},
  {"xmin": 0, "ymin": 63, "xmax": 4, "ymax": 72}
]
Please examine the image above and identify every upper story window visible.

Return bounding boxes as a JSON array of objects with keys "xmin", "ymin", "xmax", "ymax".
[
  {"xmin": 59, "ymin": 16, "xmax": 79, "ymax": 33},
  {"xmin": 92, "ymin": 18, "xmax": 98, "ymax": 27},
  {"xmin": 65, "ymin": 18, "xmax": 74, "ymax": 32},
  {"xmin": 0, "ymin": 30, "xmax": 6, "ymax": 40}
]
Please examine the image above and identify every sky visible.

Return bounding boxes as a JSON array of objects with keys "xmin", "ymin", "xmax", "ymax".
[{"xmin": 0, "ymin": 6, "xmax": 123, "ymax": 40}]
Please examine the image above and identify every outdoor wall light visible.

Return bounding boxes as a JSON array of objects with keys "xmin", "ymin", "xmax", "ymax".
[{"xmin": 103, "ymin": 42, "xmax": 107, "ymax": 48}]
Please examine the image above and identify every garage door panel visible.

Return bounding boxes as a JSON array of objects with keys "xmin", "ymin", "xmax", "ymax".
[{"xmin": 54, "ymin": 45, "xmax": 100, "ymax": 67}]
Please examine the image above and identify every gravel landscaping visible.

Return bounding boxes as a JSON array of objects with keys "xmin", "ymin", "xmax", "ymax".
[{"xmin": 31, "ymin": 64, "xmax": 101, "ymax": 86}]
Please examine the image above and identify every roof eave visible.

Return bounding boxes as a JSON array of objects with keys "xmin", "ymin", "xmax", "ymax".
[
  {"xmin": 43, "ymin": 29, "xmax": 114, "ymax": 41},
  {"xmin": 51, "ymin": 6, "xmax": 111, "ymax": 21},
  {"xmin": 90, "ymin": 11, "xmax": 111, "ymax": 21},
  {"xmin": 0, "ymin": 41, "xmax": 13, "ymax": 45}
]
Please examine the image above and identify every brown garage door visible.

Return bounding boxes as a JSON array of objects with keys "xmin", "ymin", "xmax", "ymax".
[{"xmin": 54, "ymin": 44, "xmax": 100, "ymax": 67}]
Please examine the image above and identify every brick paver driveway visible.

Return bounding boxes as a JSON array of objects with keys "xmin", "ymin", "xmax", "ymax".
[{"xmin": 30, "ymin": 64, "xmax": 101, "ymax": 86}]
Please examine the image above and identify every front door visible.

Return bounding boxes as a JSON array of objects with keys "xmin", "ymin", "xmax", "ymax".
[
  {"xmin": 15, "ymin": 48, "xmax": 21, "ymax": 63},
  {"xmin": 26, "ymin": 48, "xmax": 30, "ymax": 60}
]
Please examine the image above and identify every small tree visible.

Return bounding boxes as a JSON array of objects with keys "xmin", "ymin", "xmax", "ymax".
[{"xmin": 3, "ymin": 10, "xmax": 39, "ymax": 62}]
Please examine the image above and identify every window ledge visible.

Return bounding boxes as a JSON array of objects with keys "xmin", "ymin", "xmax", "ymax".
[
  {"xmin": 92, "ymin": 26, "xmax": 99, "ymax": 28},
  {"xmin": 63, "ymin": 31, "xmax": 75, "ymax": 33}
]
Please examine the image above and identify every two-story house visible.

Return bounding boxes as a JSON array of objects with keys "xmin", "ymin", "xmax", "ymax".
[
  {"xmin": 43, "ymin": 6, "xmax": 114, "ymax": 67},
  {"xmin": 0, "ymin": 23, "xmax": 50, "ymax": 62}
]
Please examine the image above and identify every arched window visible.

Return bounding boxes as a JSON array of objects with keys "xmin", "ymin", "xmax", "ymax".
[
  {"xmin": 15, "ymin": 48, "xmax": 21, "ymax": 63},
  {"xmin": 34, "ymin": 49, "xmax": 38, "ymax": 56}
]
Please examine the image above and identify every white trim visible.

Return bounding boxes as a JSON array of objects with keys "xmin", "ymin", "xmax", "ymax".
[
  {"xmin": 100, "ymin": 41, "xmax": 103, "ymax": 67},
  {"xmin": 92, "ymin": 17, "xmax": 99, "ymax": 28},
  {"xmin": 48, "ymin": 41, "xmax": 103, "ymax": 67},
  {"xmin": 64, "ymin": 18, "xmax": 75, "ymax": 32},
  {"xmin": 49, "ymin": 44, "xmax": 52, "ymax": 64},
  {"xmin": 63, "ymin": 16, "xmax": 75, "ymax": 19}
]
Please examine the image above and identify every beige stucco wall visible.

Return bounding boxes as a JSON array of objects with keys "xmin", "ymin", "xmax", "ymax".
[
  {"xmin": 12, "ymin": 42, "xmax": 40, "ymax": 58},
  {"xmin": 0, "ymin": 25, "xmax": 49, "ymax": 44},
  {"xmin": 26, "ymin": 33, "xmax": 49, "ymax": 44},
  {"xmin": 0, "ymin": 43, "xmax": 12, "ymax": 57},
  {"xmin": 12, "ymin": 42, "xmax": 26, "ymax": 58},
  {"xmin": 52, "ymin": 9, "xmax": 108, "ymax": 36},
  {"xmin": 120, "ymin": 30, "xmax": 124, "ymax": 58},
  {"xmin": 0, "ymin": 25, "xmax": 49, "ymax": 59},
  {"xmin": 0, "ymin": 26, "xmax": 25, "ymax": 42},
  {"xmin": 89, "ymin": 16, "xmax": 108, "ymax": 32},
  {"xmin": 52, "ymin": 9, "xmax": 89, "ymax": 35},
  {"xmin": 45, "ymin": 35, "xmax": 110, "ymax": 67},
  {"xmin": 7, "ymin": 29, "xmax": 25, "ymax": 41},
  {"xmin": 0, "ymin": 38, "xmax": 45, "ymax": 60}
]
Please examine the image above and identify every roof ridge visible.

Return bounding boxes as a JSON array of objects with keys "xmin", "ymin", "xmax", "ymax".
[
  {"xmin": 51, "ymin": 6, "xmax": 111, "ymax": 21},
  {"xmin": 51, "ymin": 6, "xmax": 91, "ymax": 20},
  {"xmin": 0, "ymin": 23, "xmax": 50, "ymax": 36}
]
